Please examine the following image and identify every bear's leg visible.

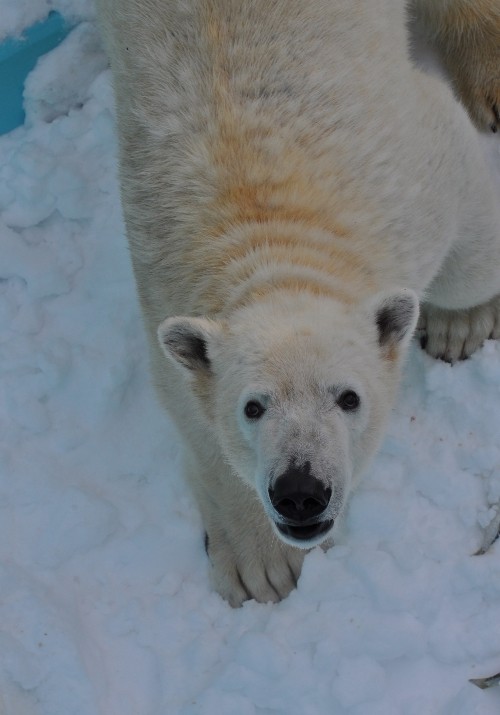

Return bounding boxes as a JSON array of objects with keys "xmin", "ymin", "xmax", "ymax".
[
  {"xmin": 412, "ymin": 0, "xmax": 500, "ymax": 132},
  {"xmin": 185, "ymin": 452, "xmax": 305, "ymax": 607},
  {"xmin": 418, "ymin": 294, "xmax": 500, "ymax": 362}
]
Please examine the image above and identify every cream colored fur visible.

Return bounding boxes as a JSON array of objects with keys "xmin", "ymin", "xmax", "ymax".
[
  {"xmin": 413, "ymin": 0, "xmax": 500, "ymax": 130},
  {"xmin": 96, "ymin": 0, "xmax": 500, "ymax": 605}
]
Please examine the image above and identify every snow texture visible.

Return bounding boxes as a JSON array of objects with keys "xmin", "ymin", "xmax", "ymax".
[{"xmin": 1, "ymin": 4, "xmax": 500, "ymax": 714}]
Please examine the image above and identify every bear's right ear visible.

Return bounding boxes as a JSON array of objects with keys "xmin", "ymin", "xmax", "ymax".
[{"xmin": 157, "ymin": 316, "xmax": 223, "ymax": 373}]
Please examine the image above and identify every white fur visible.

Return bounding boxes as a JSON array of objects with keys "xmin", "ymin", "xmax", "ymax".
[{"xmin": 96, "ymin": 0, "xmax": 500, "ymax": 605}]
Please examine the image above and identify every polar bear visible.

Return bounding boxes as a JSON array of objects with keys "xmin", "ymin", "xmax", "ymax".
[{"xmin": 96, "ymin": 0, "xmax": 500, "ymax": 605}]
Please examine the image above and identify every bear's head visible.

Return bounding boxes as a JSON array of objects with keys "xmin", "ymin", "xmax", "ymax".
[{"xmin": 158, "ymin": 288, "xmax": 418, "ymax": 548}]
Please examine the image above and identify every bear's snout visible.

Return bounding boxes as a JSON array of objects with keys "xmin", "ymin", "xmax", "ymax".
[{"xmin": 268, "ymin": 461, "xmax": 332, "ymax": 542}]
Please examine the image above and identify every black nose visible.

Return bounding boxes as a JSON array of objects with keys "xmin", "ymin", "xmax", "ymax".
[{"xmin": 269, "ymin": 462, "xmax": 332, "ymax": 523}]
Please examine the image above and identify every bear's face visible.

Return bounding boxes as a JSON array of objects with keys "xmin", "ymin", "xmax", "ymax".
[{"xmin": 158, "ymin": 289, "xmax": 418, "ymax": 548}]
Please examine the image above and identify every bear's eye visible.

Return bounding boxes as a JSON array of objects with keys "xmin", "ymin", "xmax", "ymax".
[
  {"xmin": 337, "ymin": 390, "xmax": 360, "ymax": 411},
  {"xmin": 244, "ymin": 400, "xmax": 266, "ymax": 420}
]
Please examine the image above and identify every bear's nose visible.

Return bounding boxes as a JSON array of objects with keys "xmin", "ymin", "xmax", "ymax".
[{"xmin": 269, "ymin": 464, "xmax": 331, "ymax": 523}]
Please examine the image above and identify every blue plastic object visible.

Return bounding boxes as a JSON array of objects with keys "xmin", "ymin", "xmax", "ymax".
[{"xmin": 0, "ymin": 11, "xmax": 72, "ymax": 135}]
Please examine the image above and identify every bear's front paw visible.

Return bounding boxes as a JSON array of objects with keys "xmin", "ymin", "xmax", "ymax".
[
  {"xmin": 418, "ymin": 295, "xmax": 500, "ymax": 363},
  {"xmin": 204, "ymin": 527, "xmax": 305, "ymax": 607}
]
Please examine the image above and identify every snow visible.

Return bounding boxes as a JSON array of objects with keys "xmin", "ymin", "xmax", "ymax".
[{"xmin": 1, "ymin": 3, "xmax": 500, "ymax": 714}]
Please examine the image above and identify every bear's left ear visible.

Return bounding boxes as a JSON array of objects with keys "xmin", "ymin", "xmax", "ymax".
[
  {"xmin": 157, "ymin": 316, "xmax": 224, "ymax": 374},
  {"xmin": 369, "ymin": 288, "xmax": 419, "ymax": 356}
]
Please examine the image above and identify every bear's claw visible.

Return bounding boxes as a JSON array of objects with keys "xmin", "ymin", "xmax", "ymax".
[
  {"xmin": 205, "ymin": 525, "xmax": 304, "ymax": 607},
  {"xmin": 417, "ymin": 295, "xmax": 500, "ymax": 363}
]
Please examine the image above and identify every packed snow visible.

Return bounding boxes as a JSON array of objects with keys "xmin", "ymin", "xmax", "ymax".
[{"xmin": 1, "ymin": 3, "xmax": 500, "ymax": 714}]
